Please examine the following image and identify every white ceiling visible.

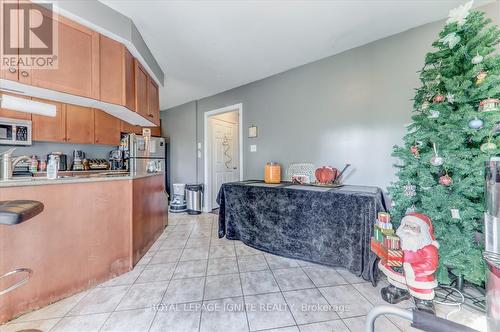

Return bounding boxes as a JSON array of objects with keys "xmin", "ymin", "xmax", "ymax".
[{"xmin": 100, "ymin": 0, "xmax": 490, "ymax": 110}]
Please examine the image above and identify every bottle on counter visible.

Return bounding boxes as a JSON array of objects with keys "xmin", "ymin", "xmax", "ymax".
[
  {"xmin": 30, "ymin": 155, "xmax": 38, "ymax": 173},
  {"xmin": 39, "ymin": 159, "xmax": 47, "ymax": 172},
  {"xmin": 264, "ymin": 162, "xmax": 281, "ymax": 184},
  {"xmin": 47, "ymin": 155, "xmax": 58, "ymax": 180}
]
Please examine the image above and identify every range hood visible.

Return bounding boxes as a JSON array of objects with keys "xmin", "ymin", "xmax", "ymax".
[{"xmin": 0, "ymin": 79, "xmax": 155, "ymax": 126}]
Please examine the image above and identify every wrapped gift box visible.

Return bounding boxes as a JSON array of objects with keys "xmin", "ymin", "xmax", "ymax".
[{"xmin": 371, "ymin": 237, "xmax": 403, "ymax": 267}]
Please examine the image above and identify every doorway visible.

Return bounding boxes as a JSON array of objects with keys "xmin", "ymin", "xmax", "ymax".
[{"xmin": 204, "ymin": 103, "xmax": 243, "ymax": 212}]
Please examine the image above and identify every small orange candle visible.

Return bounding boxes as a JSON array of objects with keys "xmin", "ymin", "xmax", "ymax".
[{"xmin": 264, "ymin": 162, "xmax": 281, "ymax": 184}]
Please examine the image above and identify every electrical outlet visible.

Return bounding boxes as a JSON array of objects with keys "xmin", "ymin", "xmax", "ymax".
[{"xmin": 250, "ymin": 145, "xmax": 257, "ymax": 152}]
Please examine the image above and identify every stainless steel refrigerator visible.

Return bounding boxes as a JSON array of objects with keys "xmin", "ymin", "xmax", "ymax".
[{"xmin": 128, "ymin": 134, "xmax": 166, "ymax": 176}]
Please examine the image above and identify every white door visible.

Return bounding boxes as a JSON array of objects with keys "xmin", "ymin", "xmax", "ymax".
[{"xmin": 211, "ymin": 118, "xmax": 239, "ymax": 209}]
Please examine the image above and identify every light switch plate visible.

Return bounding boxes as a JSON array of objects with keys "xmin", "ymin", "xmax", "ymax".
[
  {"xmin": 250, "ymin": 145, "xmax": 257, "ymax": 152},
  {"xmin": 197, "ymin": 142, "xmax": 202, "ymax": 149}
]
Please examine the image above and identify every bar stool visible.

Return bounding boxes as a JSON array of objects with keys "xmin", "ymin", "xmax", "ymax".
[{"xmin": 0, "ymin": 200, "xmax": 44, "ymax": 330}]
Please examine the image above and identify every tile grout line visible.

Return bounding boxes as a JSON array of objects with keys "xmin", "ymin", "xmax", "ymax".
[
  {"xmin": 146, "ymin": 216, "xmax": 199, "ymax": 332},
  {"xmin": 197, "ymin": 215, "xmax": 216, "ymax": 332},
  {"xmin": 97, "ymin": 253, "xmax": 152, "ymax": 331},
  {"xmin": 262, "ymin": 254, "xmax": 300, "ymax": 331},
  {"xmin": 232, "ymin": 226, "xmax": 252, "ymax": 332}
]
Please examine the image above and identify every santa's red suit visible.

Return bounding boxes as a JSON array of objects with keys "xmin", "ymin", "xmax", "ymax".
[{"xmin": 379, "ymin": 213, "xmax": 439, "ymax": 300}]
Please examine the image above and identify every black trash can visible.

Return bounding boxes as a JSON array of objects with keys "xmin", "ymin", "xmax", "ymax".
[{"xmin": 186, "ymin": 184, "xmax": 204, "ymax": 215}]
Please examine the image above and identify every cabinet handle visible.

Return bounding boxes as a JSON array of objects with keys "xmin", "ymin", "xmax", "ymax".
[
  {"xmin": 8, "ymin": 67, "xmax": 16, "ymax": 73},
  {"xmin": 21, "ymin": 71, "xmax": 29, "ymax": 77}
]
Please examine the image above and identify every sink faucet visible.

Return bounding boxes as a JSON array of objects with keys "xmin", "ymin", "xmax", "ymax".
[{"xmin": 0, "ymin": 148, "xmax": 31, "ymax": 181}]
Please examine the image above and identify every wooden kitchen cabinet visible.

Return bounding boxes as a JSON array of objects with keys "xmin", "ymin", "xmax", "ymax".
[
  {"xmin": 120, "ymin": 120, "xmax": 142, "ymax": 135},
  {"xmin": 66, "ymin": 104, "xmax": 94, "ymax": 144},
  {"xmin": 94, "ymin": 109, "xmax": 120, "ymax": 145},
  {"xmin": 0, "ymin": 0, "xmax": 19, "ymax": 81},
  {"xmin": 0, "ymin": 93, "xmax": 31, "ymax": 120},
  {"xmin": 21, "ymin": 4, "xmax": 100, "ymax": 99},
  {"xmin": 100, "ymin": 35, "xmax": 135, "ymax": 110},
  {"xmin": 134, "ymin": 59, "xmax": 149, "ymax": 119},
  {"xmin": 147, "ymin": 77, "xmax": 160, "ymax": 126},
  {"xmin": 144, "ymin": 120, "xmax": 162, "ymax": 137},
  {"xmin": 31, "ymin": 98, "xmax": 66, "ymax": 142}
]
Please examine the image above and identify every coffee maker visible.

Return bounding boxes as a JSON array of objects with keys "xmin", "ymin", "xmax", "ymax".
[
  {"xmin": 109, "ymin": 149, "xmax": 125, "ymax": 170},
  {"xmin": 71, "ymin": 150, "xmax": 85, "ymax": 171}
]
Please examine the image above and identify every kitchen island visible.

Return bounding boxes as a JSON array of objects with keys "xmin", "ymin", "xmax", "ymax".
[{"xmin": 0, "ymin": 173, "xmax": 168, "ymax": 323}]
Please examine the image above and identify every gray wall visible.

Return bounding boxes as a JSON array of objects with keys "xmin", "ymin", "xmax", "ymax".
[
  {"xmin": 162, "ymin": 2, "xmax": 499, "ymax": 190},
  {"xmin": 162, "ymin": 102, "xmax": 198, "ymax": 190}
]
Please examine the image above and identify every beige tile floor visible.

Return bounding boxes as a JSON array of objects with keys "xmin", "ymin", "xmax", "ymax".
[{"xmin": 1, "ymin": 213, "xmax": 487, "ymax": 332}]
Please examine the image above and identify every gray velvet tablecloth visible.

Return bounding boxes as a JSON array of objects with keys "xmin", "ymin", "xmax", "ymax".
[{"xmin": 217, "ymin": 181, "xmax": 387, "ymax": 281}]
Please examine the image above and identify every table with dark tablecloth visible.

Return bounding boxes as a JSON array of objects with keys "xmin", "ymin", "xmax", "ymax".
[{"xmin": 217, "ymin": 181, "xmax": 387, "ymax": 281}]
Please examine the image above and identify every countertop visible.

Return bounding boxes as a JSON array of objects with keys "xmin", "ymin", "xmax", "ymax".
[{"xmin": 0, "ymin": 171, "xmax": 163, "ymax": 188}]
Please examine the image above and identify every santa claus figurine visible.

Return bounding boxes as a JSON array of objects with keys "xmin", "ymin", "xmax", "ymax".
[{"xmin": 379, "ymin": 213, "xmax": 439, "ymax": 314}]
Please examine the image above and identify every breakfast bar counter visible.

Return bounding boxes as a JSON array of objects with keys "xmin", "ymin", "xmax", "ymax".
[{"xmin": 0, "ymin": 174, "xmax": 168, "ymax": 323}]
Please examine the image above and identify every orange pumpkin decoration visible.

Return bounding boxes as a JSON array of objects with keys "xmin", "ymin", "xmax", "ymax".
[{"xmin": 315, "ymin": 166, "xmax": 339, "ymax": 184}]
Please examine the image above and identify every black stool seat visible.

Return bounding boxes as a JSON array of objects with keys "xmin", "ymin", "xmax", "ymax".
[{"xmin": 0, "ymin": 200, "xmax": 44, "ymax": 225}]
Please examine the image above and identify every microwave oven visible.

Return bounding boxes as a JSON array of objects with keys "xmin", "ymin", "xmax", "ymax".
[{"xmin": 0, "ymin": 117, "xmax": 32, "ymax": 146}]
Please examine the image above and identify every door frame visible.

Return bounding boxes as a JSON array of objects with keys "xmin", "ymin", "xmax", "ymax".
[{"xmin": 203, "ymin": 103, "xmax": 243, "ymax": 212}]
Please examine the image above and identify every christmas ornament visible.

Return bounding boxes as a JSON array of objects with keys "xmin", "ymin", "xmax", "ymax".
[
  {"xmin": 430, "ymin": 143, "xmax": 444, "ymax": 166},
  {"xmin": 428, "ymin": 110, "xmax": 440, "ymax": 119},
  {"xmin": 379, "ymin": 213, "xmax": 440, "ymax": 314},
  {"xmin": 446, "ymin": 93, "xmax": 455, "ymax": 104},
  {"xmin": 440, "ymin": 32, "xmax": 461, "ymax": 49},
  {"xmin": 450, "ymin": 209, "xmax": 461, "ymax": 219},
  {"xmin": 492, "ymin": 123, "xmax": 500, "ymax": 134},
  {"xmin": 421, "ymin": 101, "xmax": 430, "ymax": 111},
  {"xmin": 439, "ymin": 174, "xmax": 453, "ymax": 186},
  {"xmin": 433, "ymin": 94, "xmax": 446, "ymax": 103},
  {"xmin": 476, "ymin": 71, "xmax": 487, "ymax": 85},
  {"xmin": 478, "ymin": 98, "xmax": 500, "ymax": 112},
  {"xmin": 405, "ymin": 205, "xmax": 416, "ymax": 214},
  {"xmin": 468, "ymin": 117, "xmax": 483, "ymax": 129},
  {"xmin": 446, "ymin": 0, "xmax": 473, "ymax": 26},
  {"xmin": 481, "ymin": 141, "xmax": 497, "ymax": 152},
  {"xmin": 471, "ymin": 52, "xmax": 484, "ymax": 64},
  {"xmin": 410, "ymin": 145, "xmax": 420, "ymax": 158},
  {"xmin": 403, "ymin": 183, "xmax": 417, "ymax": 197}
]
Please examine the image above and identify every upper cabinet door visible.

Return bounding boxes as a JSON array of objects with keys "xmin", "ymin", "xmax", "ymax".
[
  {"xmin": 147, "ymin": 78, "xmax": 160, "ymax": 126},
  {"xmin": 99, "ymin": 35, "xmax": 135, "ymax": 111},
  {"xmin": 134, "ymin": 59, "xmax": 149, "ymax": 119},
  {"xmin": 66, "ymin": 104, "xmax": 94, "ymax": 144},
  {"xmin": 120, "ymin": 121, "xmax": 142, "ymax": 135},
  {"xmin": 23, "ymin": 4, "xmax": 100, "ymax": 99},
  {"xmin": 94, "ymin": 109, "xmax": 120, "ymax": 145},
  {"xmin": 0, "ymin": 0, "xmax": 19, "ymax": 81},
  {"xmin": 31, "ymin": 98, "xmax": 66, "ymax": 142}
]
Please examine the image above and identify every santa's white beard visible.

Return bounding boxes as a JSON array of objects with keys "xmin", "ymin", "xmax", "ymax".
[{"xmin": 396, "ymin": 227, "xmax": 432, "ymax": 251}]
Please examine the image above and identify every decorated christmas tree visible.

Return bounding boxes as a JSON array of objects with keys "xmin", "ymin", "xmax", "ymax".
[{"xmin": 389, "ymin": 1, "xmax": 500, "ymax": 285}]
